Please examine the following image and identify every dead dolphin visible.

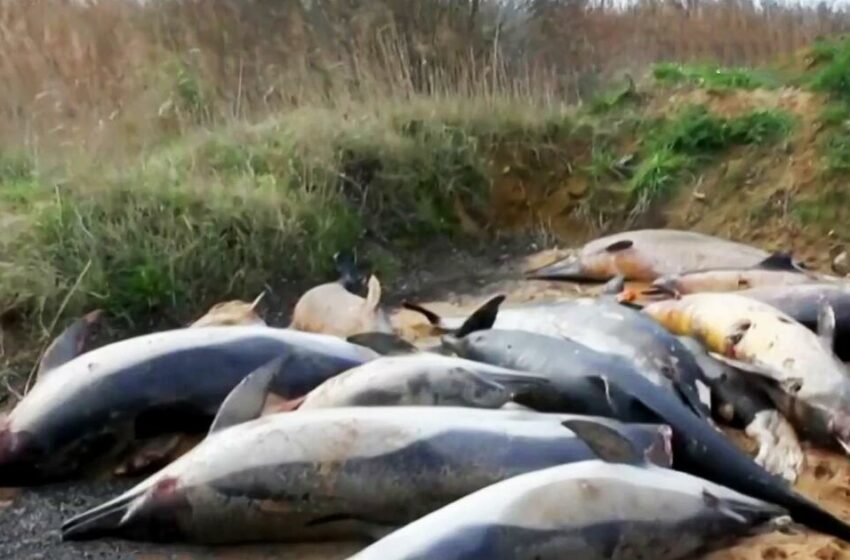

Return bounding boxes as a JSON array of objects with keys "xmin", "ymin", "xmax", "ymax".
[
  {"xmin": 60, "ymin": 407, "xmax": 672, "ymax": 544},
  {"xmin": 649, "ymin": 252, "xmax": 826, "ymax": 296},
  {"xmin": 350, "ymin": 419, "xmax": 786, "ymax": 560},
  {"xmin": 676, "ymin": 335, "xmax": 804, "ymax": 482},
  {"xmin": 189, "ymin": 294, "xmax": 266, "ymax": 328},
  {"xmin": 444, "ymin": 328, "xmax": 850, "ymax": 541},
  {"xmin": 298, "ymin": 354, "xmax": 551, "ymax": 410},
  {"xmin": 290, "ymin": 273, "xmax": 393, "ymax": 338},
  {"xmin": 641, "ymin": 293, "xmax": 850, "ymax": 455},
  {"xmin": 526, "ymin": 229, "xmax": 769, "ymax": 282},
  {"xmin": 733, "ymin": 283, "xmax": 850, "ymax": 360},
  {"xmin": 404, "ymin": 296, "xmax": 711, "ymax": 419},
  {"xmin": 0, "ymin": 326, "xmax": 378, "ymax": 486}
]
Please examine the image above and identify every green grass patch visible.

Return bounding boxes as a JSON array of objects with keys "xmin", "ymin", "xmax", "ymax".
[
  {"xmin": 652, "ymin": 62, "xmax": 780, "ymax": 90},
  {"xmin": 628, "ymin": 105, "xmax": 793, "ymax": 206},
  {"xmin": 1, "ymin": 99, "xmax": 576, "ymax": 330},
  {"xmin": 822, "ymin": 128, "xmax": 850, "ymax": 174},
  {"xmin": 803, "ymin": 36, "xmax": 850, "ymax": 101}
]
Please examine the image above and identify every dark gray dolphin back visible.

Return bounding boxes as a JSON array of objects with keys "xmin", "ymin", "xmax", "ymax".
[
  {"xmin": 1, "ymin": 329, "xmax": 369, "ymax": 485},
  {"xmin": 452, "ymin": 329, "xmax": 850, "ymax": 542},
  {"xmin": 60, "ymin": 410, "xmax": 672, "ymax": 544}
]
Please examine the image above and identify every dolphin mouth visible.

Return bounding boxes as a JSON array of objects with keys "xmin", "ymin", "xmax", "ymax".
[
  {"xmin": 524, "ymin": 256, "xmax": 587, "ymax": 281},
  {"xmin": 62, "ymin": 476, "xmax": 190, "ymax": 542}
]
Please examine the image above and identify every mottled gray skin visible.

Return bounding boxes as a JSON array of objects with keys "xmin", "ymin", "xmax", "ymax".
[
  {"xmin": 61, "ymin": 408, "xmax": 672, "ymax": 545},
  {"xmin": 448, "ymin": 329, "xmax": 850, "ymax": 542},
  {"xmin": 738, "ymin": 284, "xmax": 850, "ymax": 360},
  {"xmin": 350, "ymin": 461, "xmax": 785, "ymax": 560},
  {"xmin": 300, "ymin": 355, "xmax": 549, "ymax": 410},
  {"xmin": 0, "ymin": 326, "xmax": 378, "ymax": 486}
]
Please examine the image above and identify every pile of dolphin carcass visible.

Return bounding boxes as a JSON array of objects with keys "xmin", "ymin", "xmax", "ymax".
[{"xmin": 5, "ymin": 230, "xmax": 850, "ymax": 559}]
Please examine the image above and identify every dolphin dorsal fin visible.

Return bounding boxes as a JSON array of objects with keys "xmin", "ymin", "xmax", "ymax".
[
  {"xmin": 817, "ymin": 300, "xmax": 837, "ymax": 350},
  {"xmin": 37, "ymin": 310, "xmax": 103, "ymax": 380},
  {"xmin": 562, "ymin": 418, "xmax": 643, "ymax": 464},
  {"xmin": 208, "ymin": 356, "xmax": 286, "ymax": 435},
  {"xmin": 756, "ymin": 252, "xmax": 802, "ymax": 272},
  {"xmin": 455, "ymin": 295, "xmax": 506, "ymax": 338},
  {"xmin": 600, "ymin": 275, "xmax": 626, "ymax": 295}
]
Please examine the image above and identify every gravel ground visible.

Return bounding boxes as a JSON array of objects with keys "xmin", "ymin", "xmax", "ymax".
[{"xmin": 0, "ymin": 481, "xmax": 363, "ymax": 559}]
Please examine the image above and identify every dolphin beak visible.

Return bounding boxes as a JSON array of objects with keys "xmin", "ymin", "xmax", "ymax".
[
  {"xmin": 838, "ymin": 437, "xmax": 850, "ymax": 456},
  {"xmin": 524, "ymin": 255, "xmax": 585, "ymax": 281}
]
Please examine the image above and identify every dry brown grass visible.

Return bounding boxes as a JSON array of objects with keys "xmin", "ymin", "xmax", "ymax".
[{"xmin": 0, "ymin": 0, "xmax": 846, "ymax": 163}]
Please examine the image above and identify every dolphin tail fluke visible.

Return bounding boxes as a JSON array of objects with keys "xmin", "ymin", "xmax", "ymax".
[{"xmin": 401, "ymin": 301, "xmax": 453, "ymax": 333}]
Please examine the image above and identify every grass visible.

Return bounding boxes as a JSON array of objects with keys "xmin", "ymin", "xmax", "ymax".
[
  {"xmin": 653, "ymin": 62, "xmax": 781, "ymax": 90},
  {"xmin": 1, "ymin": 99, "xmax": 576, "ymax": 332},
  {"xmin": 627, "ymin": 105, "xmax": 793, "ymax": 205}
]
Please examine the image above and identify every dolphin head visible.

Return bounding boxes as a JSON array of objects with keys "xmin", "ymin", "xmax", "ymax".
[{"xmin": 0, "ymin": 422, "xmax": 44, "ymax": 486}]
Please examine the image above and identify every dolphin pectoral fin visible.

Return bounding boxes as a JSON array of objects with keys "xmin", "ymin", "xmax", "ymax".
[
  {"xmin": 113, "ymin": 435, "xmax": 184, "ymax": 477},
  {"xmin": 37, "ymin": 309, "xmax": 104, "ymax": 380},
  {"xmin": 454, "ymin": 295, "xmax": 507, "ymax": 338},
  {"xmin": 702, "ymin": 489, "xmax": 787, "ymax": 525},
  {"xmin": 817, "ymin": 300, "xmax": 837, "ymax": 350},
  {"xmin": 745, "ymin": 410, "xmax": 804, "ymax": 484},
  {"xmin": 600, "ymin": 275, "xmax": 626, "ymax": 295},
  {"xmin": 209, "ymin": 356, "xmax": 287, "ymax": 434},
  {"xmin": 561, "ymin": 419, "xmax": 643, "ymax": 464},
  {"xmin": 347, "ymin": 333, "xmax": 419, "ymax": 356},
  {"xmin": 672, "ymin": 381, "xmax": 713, "ymax": 422}
]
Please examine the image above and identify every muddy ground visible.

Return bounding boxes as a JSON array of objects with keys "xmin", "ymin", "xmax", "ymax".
[{"xmin": 5, "ymin": 243, "xmax": 850, "ymax": 559}]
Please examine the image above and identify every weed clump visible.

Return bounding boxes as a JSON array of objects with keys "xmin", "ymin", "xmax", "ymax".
[
  {"xmin": 628, "ymin": 105, "xmax": 793, "ymax": 206},
  {"xmin": 1, "ymin": 100, "xmax": 573, "ymax": 330},
  {"xmin": 652, "ymin": 63, "xmax": 780, "ymax": 90}
]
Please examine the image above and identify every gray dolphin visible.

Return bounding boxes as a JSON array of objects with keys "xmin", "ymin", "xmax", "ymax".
[
  {"xmin": 735, "ymin": 283, "xmax": 850, "ymax": 360},
  {"xmin": 525, "ymin": 229, "xmax": 769, "ymax": 282},
  {"xmin": 60, "ymin": 407, "xmax": 672, "ymax": 544},
  {"xmin": 299, "ymin": 354, "xmax": 551, "ymax": 410},
  {"xmin": 0, "ymin": 326, "xmax": 378, "ymax": 486},
  {"xmin": 349, "ymin": 419, "xmax": 786, "ymax": 560},
  {"xmin": 444, "ymin": 328, "xmax": 850, "ymax": 542},
  {"xmin": 403, "ymin": 296, "xmax": 711, "ymax": 419}
]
